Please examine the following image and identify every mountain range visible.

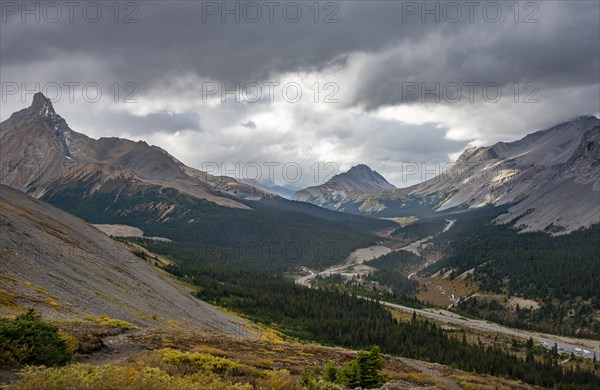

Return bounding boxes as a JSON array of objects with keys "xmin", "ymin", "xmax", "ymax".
[
  {"xmin": 0, "ymin": 93, "xmax": 271, "ymax": 209},
  {"xmin": 239, "ymin": 178, "xmax": 301, "ymax": 199},
  {"xmin": 0, "ymin": 93, "xmax": 394, "ymax": 268},
  {"xmin": 1, "ymin": 93, "xmax": 598, "ymax": 238},
  {"xmin": 1, "ymin": 92, "xmax": 599, "ymax": 387},
  {"xmin": 292, "ymin": 116, "xmax": 600, "ymax": 234}
]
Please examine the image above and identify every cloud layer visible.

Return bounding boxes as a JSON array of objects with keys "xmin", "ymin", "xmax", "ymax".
[{"xmin": 2, "ymin": 1, "xmax": 599, "ymax": 187}]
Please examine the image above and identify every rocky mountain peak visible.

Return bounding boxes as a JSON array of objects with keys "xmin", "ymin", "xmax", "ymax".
[
  {"xmin": 347, "ymin": 164, "xmax": 373, "ymax": 175},
  {"xmin": 292, "ymin": 163, "xmax": 396, "ymax": 206},
  {"xmin": 350, "ymin": 163, "xmax": 370, "ymax": 171},
  {"xmin": 30, "ymin": 93, "xmax": 68, "ymax": 132},
  {"xmin": 1, "ymin": 95, "xmax": 270, "ymax": 207},
  {"xmin": 30, "ymin": 92, "xmax": 55, "ymax": 115},
  {"xmin": 345, "ymin": 164, "xmax": 390, "ymax": 183}
]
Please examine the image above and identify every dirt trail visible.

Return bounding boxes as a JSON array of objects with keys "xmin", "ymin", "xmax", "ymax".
[
  {"xmin": 77, "ymin": 329, "xmax": 147, "ymax": 366},
  {"xmin": 399, "ymin": 358, "xmax": 462, "ymax": 390},
  {"xmin": 0, "ymin": 331, "xmax": 148, "ymax": 388},
  {"xmin": 0, "ymin": 369, "xmax": 19, "ymax": 389}
]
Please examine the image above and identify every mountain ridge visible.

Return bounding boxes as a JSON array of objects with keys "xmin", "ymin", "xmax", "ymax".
[
  {"xmin": 292, "ymin": 163, "xmax": 396, "ymax": 208},
  {"xmin": 0, "ymin": 93, "xmax": 270, "ymax": 208},
  {"xmin": 293, "ymin": 115, "xmax": 600, "ymax": 233}
]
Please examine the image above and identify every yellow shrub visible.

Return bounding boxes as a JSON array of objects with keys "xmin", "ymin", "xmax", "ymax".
[
  {"xmin": 159, "ymin": 348, "xmax": 249, "ymax": 376},
  {"xmin": 258, "ymin": 369, "xmax": 294, "ymax": 390},
  {"xmin": 83, "ymin": 316, "xmax": 137, "ymax": 329},
  {"xmin": 458, "ymin": 381, "xmax": 478, "ymax": 390},
  {"xmin": 11, "ymin": 363, "xmax": 255, "ymax": 390},
  {"xmin": 58, "ymin": 331, "xmax": 79, "ymax": 356}
]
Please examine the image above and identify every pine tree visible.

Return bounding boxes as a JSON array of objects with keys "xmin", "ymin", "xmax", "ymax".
[
  {"xmin": 353, "ymin": 346, "xmax": 386, "ymax": 388},
  {"xmin": 526, "ymin": 337, "xmax": 535, "ymax": 363}
]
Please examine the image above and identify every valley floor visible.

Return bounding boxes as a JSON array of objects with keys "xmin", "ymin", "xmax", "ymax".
[{"xmin": 296, "ymin": 241, "xmax": 600, "ymax": 361}]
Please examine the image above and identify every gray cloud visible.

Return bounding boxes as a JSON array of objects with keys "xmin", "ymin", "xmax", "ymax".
[
  {"xmin": 241, "ymin": 120, "xmax": 256, "ymax": 129},
  {"xmin": 92, "ymin": 111, "xmax": 201, "ymax": 137},
  {"xmin": 1, "ymin": 0, "xmax": 598, "ymax": 187}
]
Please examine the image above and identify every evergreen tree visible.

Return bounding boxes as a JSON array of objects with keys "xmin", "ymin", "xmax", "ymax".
[{"xmin": 354, "ymin": 346, "xmax": 386, "ymax": 388}]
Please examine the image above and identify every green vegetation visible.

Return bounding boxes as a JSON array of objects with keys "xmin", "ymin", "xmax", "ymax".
[
  {"xmin": 10, "ymin": 348, "xmax": 284, "ymax": 390},
  {"xmin": 41, "ymin": 181, "xmax": 395, "ymax": 270},
  {"xmin": 428, "ymin": 223, "xmax": 600, "ymax": 337},
  {"xmin": 194, "ymin": 275, "xmax": 599, "ymax": 387},
  {"xmin": 146, "ymin": 242, "xmax": 599, "ymax": 389},
  {"xmin": 302, "ymin": 346, "xmax": 386, "ymax": 389},
  {"xmin": 312, "ymin": 250, "xmax": 425, "ymax": 308},
  {"xmin": 388, "ymin": 204, "xmax": 509, "ymax": 244},
  {"xmin": 37, "ymin": 177, "xmax": 600, "ymax": 386},
  {"xmin": 0, "ymin": 309, "xmax": 74, "ymax": 367},
  {"xmin": 366, "ymin": 250, "xmax": 421, "ymax": 296},
  {"xmin": 10, "ymin": 346, "xmax": 384, "ymax": 389},
  {"xmin": 311, "ymin": 274, "xmax": 423, "ymax": 308}
]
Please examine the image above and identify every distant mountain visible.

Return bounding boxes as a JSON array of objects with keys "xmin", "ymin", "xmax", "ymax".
[
  {"xmin": 409, "ymin": 116, "xmax": 600, "ymax": 212},
  {"xmin": 0, "ymin": 184, "xmax": 252, "ymax": 334},
  {"xmin": 406, "ymin": 116, "xmax": 600, "ymax": 234},
  {"xmin": 239, "ymin": 179, "xmax": 300, "ymax": 199},
  {"xmin": 0, "ymin": 92, "xmax": 269, "ymax": 208},
  {"xmin": 293, "ymin": 164, "xmax": 396, "ymax": 209},
  {"xmin": 305, "ymin": 116, "xmax": 600, "ymax": 234}
]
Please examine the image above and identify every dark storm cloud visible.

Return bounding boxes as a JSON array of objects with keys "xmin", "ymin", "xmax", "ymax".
[
  {"xmin": 348, "ymin": 2, "xmax": 600, "ymax": 110},
  {"xmin": 1, "ymin": 1, "xmax": 598, "ymax": 110},
  {"xmin": 1, "ymin": 0, "xmax": 598, "ymax": 186},
  {"xmin": 1, "ymin": 1, "xmax": 426, "ymax": 84}
]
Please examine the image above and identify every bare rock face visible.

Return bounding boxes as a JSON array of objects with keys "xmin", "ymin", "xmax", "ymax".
[
  {"xmin": 409, "ymin": 115, "xmax": 600, "ymax": 212},
  {"xmin": 495, "ymin": 125, "xmax": 600, "ymax": 233},
  {"xmin": 0, "ymin": 184, "xmax": 254, "ymax": 336},
  {"xmin": 416, "ymin": 116, "xmax": 599, "ymax": 233},
  {"xmin": 559, "ymin": 125, "xmax": 600, "ymax": 189},
  {"xmin": 295, "ymin": 116, "xmax": 600, "ymax": 233},
  {"xmin": 293, "ymin": 164, "xmax": 396, "ymax": 208},
  {"xmin": 0, "ymin": 93, "xmax": 271, "ymax": 208},
  {"xmin": 1, "ymin": 93, "xmax": 75, "ymax": 192}
]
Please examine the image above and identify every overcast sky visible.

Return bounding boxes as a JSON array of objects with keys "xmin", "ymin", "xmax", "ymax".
[{"xmin": 1, "ymin": 1, "xmax": 599, "ymax": 188}]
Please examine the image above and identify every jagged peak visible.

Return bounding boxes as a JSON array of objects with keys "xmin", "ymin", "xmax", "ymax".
[
  {"xmin": 343, "ymin": 164, "xmax": 382, "ymax": 180},
  {"xmin": 25, "ymin": 92, "xmax": 74, "ymax": 158},
  {"xmin": 30, "ymin": 92, "xmax": 56, "ymax": 117},
  {"xmin": 334, "ymin": 164, "xmax": 395, "ymax": 189},
  {"xmin": 347, "ymin": 164, "xmax": 373, "ymax": 173}
]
